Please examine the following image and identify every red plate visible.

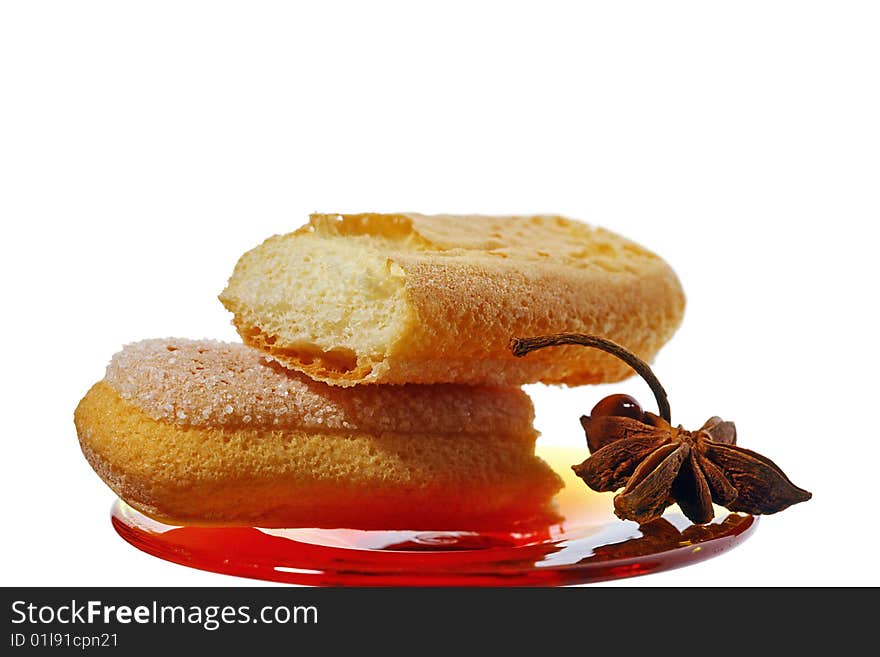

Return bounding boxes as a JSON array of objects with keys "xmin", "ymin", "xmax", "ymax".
[{"xmin": 111, "ymin": 445, "xmax": 756, "ymax": 586}]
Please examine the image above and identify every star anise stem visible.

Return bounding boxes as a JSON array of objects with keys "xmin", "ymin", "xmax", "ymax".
[{"xmin": 509, "ymin": 333, "xmax": 671, "ymax": 423}]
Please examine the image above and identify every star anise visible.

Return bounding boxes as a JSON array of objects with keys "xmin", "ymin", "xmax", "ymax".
[
  {"xmin": 510, "ymin": 333, "xmax": 812, "ymax": 525},
  {"xmin": 576, "ymin": 410, "xmax": 811, "ymax": 523}
]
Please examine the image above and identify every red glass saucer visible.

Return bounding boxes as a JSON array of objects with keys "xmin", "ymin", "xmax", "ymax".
[{"xmin": 111, "ymin": 445, "xmax": 756, "ymax": 586}]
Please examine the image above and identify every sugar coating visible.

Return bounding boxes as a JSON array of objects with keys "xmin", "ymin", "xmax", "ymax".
[{"xmin": 104, "ymin": 338, "xmax": 535, "ymax": 435}]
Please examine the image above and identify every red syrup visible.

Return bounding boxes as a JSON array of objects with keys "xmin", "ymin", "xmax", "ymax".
[{"xmin": 110, "ymin": 445, "xmax": 757, "ymax": 586}]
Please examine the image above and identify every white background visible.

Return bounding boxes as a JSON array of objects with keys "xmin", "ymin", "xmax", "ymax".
[{"xmin": 2, "ymin": 1, "xmax": 877, "ymax": 587}]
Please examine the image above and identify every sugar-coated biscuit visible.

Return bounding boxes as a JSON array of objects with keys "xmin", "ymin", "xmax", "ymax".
[{"xmin": 74, "ymin": 339, "xmax": 563, "ymax": 528}]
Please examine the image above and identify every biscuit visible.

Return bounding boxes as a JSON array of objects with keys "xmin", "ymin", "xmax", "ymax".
[
  {"xmin": 220, "ymin": 213, "xmax": 685, "ymax": 387},
  {"xmin": 74, "ymin": 339, "xmax": 563, "ymax": 528}
]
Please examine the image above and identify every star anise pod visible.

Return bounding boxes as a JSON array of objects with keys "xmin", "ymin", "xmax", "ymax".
[{"xmin": 510, "ymin": 333, "xmax": 811, "ymax": 525}]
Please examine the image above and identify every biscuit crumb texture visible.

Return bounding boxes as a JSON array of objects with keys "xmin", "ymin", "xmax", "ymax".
[
  {"xmin": 220, "ymin": 213, "xmax": 686, "ymax": 386},
  {"xmin": 76, "ymin": 339, "xmax": 563, "ymax": 528}
]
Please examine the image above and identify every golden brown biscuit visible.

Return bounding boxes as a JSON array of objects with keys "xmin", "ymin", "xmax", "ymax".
[
  {"xmin": 74, "ymin": 339, "xmax": 562, "ymax": 528},
  {"xmin": 219, "ymin": 213, "xmax": 685, "ymax": 387}
]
